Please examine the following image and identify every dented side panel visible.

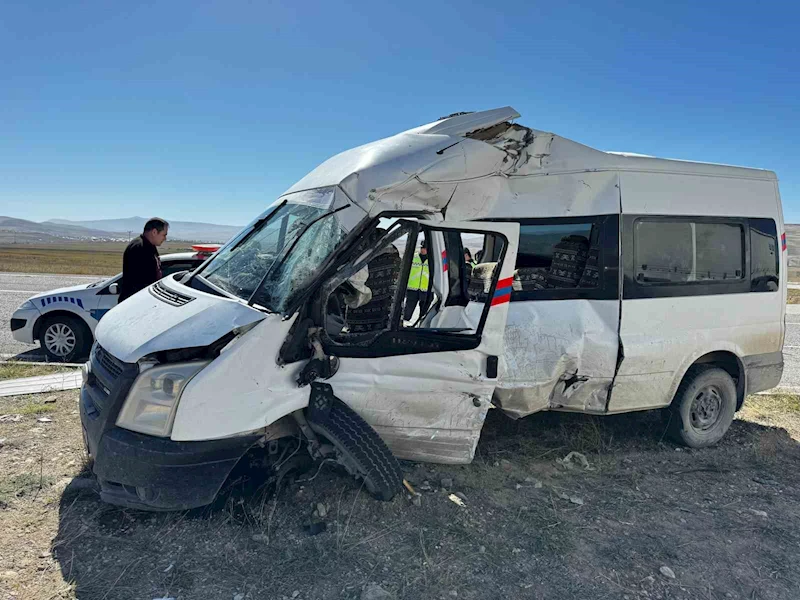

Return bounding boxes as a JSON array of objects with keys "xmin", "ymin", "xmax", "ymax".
[
  {"xmin": 495, "ymin": 300, "xmax": 620, "ymax": 417},
  {"xmin": 327, "ymin": 351, "xmax": 495, "ymax": 464}
]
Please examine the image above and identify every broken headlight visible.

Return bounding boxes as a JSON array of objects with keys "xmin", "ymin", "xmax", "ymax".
[{"xmin": 116, "ymin": 360, "xmax": 209, "ymax": 437}]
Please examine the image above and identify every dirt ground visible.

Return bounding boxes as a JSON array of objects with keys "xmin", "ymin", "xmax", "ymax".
[{"xmin": 1, "ymin": 390, "xmax": 799, "ymax": 600}]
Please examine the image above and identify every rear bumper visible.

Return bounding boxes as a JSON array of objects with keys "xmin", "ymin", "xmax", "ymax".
[
  {"xmin": 80, "ymin": 345, "xmax": 258, "ymax": 511},
  {"xmin": 744, "ymin": 351, "xmax": 784, "ymax": 395}
]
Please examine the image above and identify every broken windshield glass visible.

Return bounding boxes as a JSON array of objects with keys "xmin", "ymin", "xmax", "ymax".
[
  {"xmin": 250, "ymin": 212, "xmax": 348, "ymax": 312},
  {"xmin": 197, "ymin": 188, "xmax": 346, "ymax": 305}
]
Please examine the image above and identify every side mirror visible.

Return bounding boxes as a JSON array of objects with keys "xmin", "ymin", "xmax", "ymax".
[{"xmin": 109, "ymin": 283, "xmax": 119, "ymax": 295}]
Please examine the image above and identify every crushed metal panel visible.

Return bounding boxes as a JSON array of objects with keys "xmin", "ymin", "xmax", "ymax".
[
  {"xmin": 172, "ymin": 315, "xmax": 309, "ymax": 441},
  {"xmin": 416, "ymin": 107, "xmax": 521, "ymax": 136},
  {"xmin": 95, "ymin": 276, "xmax": 266, "ymax": 364},
  {"xmin": 495, "ymin": 300, "xmax": 619, "ymax": 417},
  {"xmin": 328, "ymin": 350, "xmax": 495, "ymax": 464}
]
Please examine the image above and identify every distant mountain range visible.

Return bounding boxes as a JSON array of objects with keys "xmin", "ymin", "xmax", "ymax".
[
  {"xmin": 0, "ymin": 216, "xmax": 243, "ymax": 244},
  {"xmin": 47, "ymin": 217, "xmax": 243, "ymax": 243}
]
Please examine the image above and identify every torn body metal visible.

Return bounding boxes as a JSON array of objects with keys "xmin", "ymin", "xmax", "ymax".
[{"xmin": 496, "ymin": 300, "xmax": 619, "ymax": 417}]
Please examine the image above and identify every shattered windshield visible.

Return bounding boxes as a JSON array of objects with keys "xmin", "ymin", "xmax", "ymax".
[{"xmin": 197, "ymin": 188, "xmax": 348, "ymax": 310}]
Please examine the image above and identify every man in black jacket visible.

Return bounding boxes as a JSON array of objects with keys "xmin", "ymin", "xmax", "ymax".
[{"xmin": 119, "ymin": 218, "xmax": 169, "ymax": 302}]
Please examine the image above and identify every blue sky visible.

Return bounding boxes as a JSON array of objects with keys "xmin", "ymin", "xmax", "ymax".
[{"xmin": 1, "ymin": 1, "xmax": 798, "ymax": 225}]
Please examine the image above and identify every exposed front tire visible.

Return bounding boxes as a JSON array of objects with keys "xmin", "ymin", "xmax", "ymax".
[
  {"xmin": 308, "ymin": 398, "xmax": 403, "ymax": 501},
  {"xmin": 667, "ymin": 366, "xmax": 737, "ymax": 448},
  {"xmin": 38, "ymin": 315, "xmax": 91, "ymax": 362}
]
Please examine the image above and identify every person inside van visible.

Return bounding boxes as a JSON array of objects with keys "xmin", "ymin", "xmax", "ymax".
[
  {"xmin": 464, "ymin": 248, "xmax": 477, "ymax": 274},
  {"xmin": 404, "ymin": 240, "xmax": 430, "ymax": 322}
]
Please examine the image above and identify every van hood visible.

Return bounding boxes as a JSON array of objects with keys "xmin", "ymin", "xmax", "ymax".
[{"xmin": 94, "ymin": 278, "xmax": 267, "ymax": 363}]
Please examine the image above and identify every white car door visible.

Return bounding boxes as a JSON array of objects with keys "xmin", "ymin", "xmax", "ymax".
[{"xmin": 312, "ymin": 218, "xmax": 519, "ymax": 464}]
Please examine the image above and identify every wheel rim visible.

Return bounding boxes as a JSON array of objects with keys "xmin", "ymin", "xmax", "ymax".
[
  {"xmin": 44, "ymin": 323, "xmax": 76, "ymax": 357},
  {"xmin": 689, "ymin": 385, "xmax": 724, "ymax": 431}
]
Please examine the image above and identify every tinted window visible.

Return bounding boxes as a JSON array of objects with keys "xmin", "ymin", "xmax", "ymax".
[
  {"xmin": 750, "ymin": 218, "xmax": 779, "ymax": 292},
  {"xmin": 512, "ymin": 222, "xmax": 598, "ymax": 293},
  {"xmin": 634, "ymin": 220, "xmax": 744, "ymax": 284}
]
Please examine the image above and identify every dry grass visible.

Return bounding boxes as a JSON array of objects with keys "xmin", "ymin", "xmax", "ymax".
[
  {"xmin": 788, "ymin": 288, "xmax": 800, "ymax": 304},
  {"xmin": 2, "ymin": 390, "xmax": 800, "ymax": 599},
  {"xmin": 0, "ymin": 241, "xmax": 196, "ymax": 275},
  {"xmin": 739, "ymin": 393, "xmax": 800, "ymax": 440},
  {"xmin": 16, "ymin": 402, "xmax": 57, "ymax": 415},
  {"xmin": 0, "ymin": 362, "xmax": 74, "ymax": 381}
]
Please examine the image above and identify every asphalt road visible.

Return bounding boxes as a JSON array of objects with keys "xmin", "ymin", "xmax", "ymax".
[{"xmin": 2, "ymin": 271, "xmax": 799, "ymax": 392}]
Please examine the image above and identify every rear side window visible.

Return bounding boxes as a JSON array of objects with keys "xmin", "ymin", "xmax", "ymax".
[
  {"xmin": 513, "ymin": 222, "xmax": 598, "ymax": 293},
  {"xmin": 750, "ymin": 218, "xmax": 779, "ymax": 292},
  {"xmin": 634, "ymin": 220, "xmax": 744, "ymax": 284}
]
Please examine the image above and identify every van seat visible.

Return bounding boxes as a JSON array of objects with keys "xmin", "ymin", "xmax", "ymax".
[
  {"xmin": 467, "ymin": 262, "xmax": 497, "ymax": 301},
  {"xmin": 546, "ymin": 235, "xmax": 590, "ymax": 289},
  {"xmin": 513, "ymin": 267, "xmax": 548, "ymax": 291}
]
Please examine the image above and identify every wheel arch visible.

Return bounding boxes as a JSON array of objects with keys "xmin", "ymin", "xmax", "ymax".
[
  {"xmin": 33, "ymin": 310, "xmax": 94, "ymax": 345},
  {"xmin": 671, "ymin": 349, "xmax": 746, "ymax": 411}
]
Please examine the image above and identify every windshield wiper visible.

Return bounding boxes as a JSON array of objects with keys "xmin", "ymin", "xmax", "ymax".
[{"xmin": 228, "ymin": 203, "xmax": 285, "ymax": 253}]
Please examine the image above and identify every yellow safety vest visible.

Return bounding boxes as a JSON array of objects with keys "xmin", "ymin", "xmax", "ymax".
[{"xmin": 407, "ymin": 254, "xmax": 430, "ymax": 291}]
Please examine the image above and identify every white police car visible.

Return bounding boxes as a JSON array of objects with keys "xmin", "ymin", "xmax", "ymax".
[{"xmin": 10, "ymin": 245, "xmax": 220, "ymax": 362}]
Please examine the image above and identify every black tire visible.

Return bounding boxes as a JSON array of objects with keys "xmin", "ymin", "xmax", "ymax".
[
  {"xmin": 667, "ymin": 365, "xmax": 737, "ymax": 448},
  {"xmin": 308, "ymin": 399, "xmax": 403, "ymax": 501},
  {"xmin": 38, "ymin": 315, "xmax": 91, "ymax": 362}
]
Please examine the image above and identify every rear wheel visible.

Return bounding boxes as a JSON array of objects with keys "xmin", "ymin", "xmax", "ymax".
[
  {"xmin": 39, "ymin": 315, "xmax": 91, "ymax": 362},
  {"xmin": 308, "ymin": 398, "xmax": 403, "ymax": 501},
  {"xmin": 667, "ymin": 366, "xmax": 737, "ymax": 448}
]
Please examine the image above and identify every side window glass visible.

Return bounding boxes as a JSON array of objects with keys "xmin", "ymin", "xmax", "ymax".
[
  {"xmin": 406, "ymin": 230, "xmax": 506, "ymax": 334},
  {"xmin": 634, "ymin": 220, "xmax": 744, "ymax": 284},
  {"xmin": 323, "ymin": 222, "xmax": 507, "ymax": 343},
  {"xmin": 512, "ymin": 222, "xmax": 597, "ymax": 295},
  {"xmin": 750, "ymin": 219, "xmax": 779, "ymax": 292}
]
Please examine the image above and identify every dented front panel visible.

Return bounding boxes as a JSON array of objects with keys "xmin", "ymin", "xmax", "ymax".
[{"xmin": 172, "ymin": 315, "xmax": 308, "ymax": 441}]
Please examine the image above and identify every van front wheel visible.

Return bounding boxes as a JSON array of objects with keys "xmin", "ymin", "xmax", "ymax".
[
  {"xmin": 667, "ymin": 366, "xmax": 737, "ymax": 448},
  {"xmin": 307, "ymin": 399, "xmax": 403, "ymax": 501}
]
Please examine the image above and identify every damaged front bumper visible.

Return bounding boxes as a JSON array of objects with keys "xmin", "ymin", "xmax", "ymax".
[{"xmin": 80, "ymin": 345, "xmax": 258, "ymax": 511}]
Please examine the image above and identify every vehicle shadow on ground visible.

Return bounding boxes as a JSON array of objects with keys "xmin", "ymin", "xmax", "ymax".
[{"xmin": 50, "ymin": 409, "xmax": 800, "ymax": 599}]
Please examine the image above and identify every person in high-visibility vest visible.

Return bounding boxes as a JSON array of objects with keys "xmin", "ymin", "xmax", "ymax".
[
  {"xmin": 464, "ymin": 248, "xmax": 478, "ymax": 274},
  {"xmin": 404, "ymin": 240, "xmax": 430, "ymax": 321}
]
